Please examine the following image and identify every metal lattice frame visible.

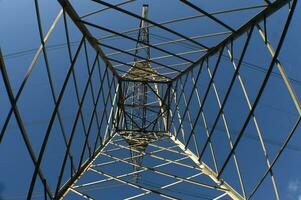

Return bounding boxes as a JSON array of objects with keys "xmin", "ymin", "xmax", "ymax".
[{"xmin": 0, "ymin": 0, "xmax": 299, "ymax": 199}]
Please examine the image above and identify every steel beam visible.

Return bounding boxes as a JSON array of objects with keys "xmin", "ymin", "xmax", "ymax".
[
  {"xmin": 170, "ymin": 135, "xmax": 244, "ymax": 200},
  {"xmin": 174, "ymin": 0, "xmax": 293, "ymax": 81},
  {"xmin": 57, "ymin": 0, "xmax": 120, "ymax": 79}
]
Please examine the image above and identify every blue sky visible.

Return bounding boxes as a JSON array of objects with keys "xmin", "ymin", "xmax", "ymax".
[{"xmin": 1, "ymin": 0, "xmax": 301, "ymax": 199}]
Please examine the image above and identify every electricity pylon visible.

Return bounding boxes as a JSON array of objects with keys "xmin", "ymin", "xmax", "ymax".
[
  {"xmin": 118, "ymin": 4, "xmax": 168, "ymax": 182},
  {"xmin": 0, "ymin": 0, "xmax": 299, "ymax": 199}
]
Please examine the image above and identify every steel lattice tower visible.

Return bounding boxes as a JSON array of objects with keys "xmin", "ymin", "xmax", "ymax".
[{"xmin": 0, "ymin": 0, "xmax": 300, "ymax": 199}]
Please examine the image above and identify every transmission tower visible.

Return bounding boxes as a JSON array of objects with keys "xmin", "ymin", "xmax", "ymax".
[
  {"xmin": 119, "ymin": 4, "xmax": 168, "ymax": 182},
  {"xmin": 0, "ymin": 0, "xmax": 300, "ymax": 200}
]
